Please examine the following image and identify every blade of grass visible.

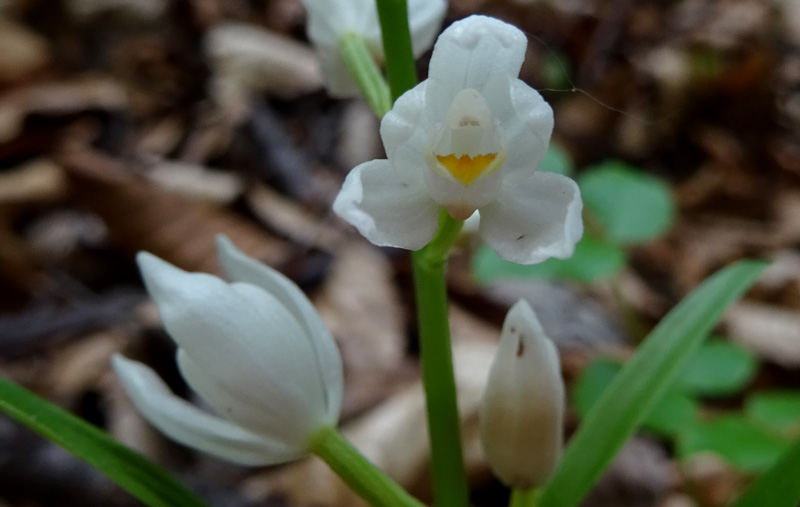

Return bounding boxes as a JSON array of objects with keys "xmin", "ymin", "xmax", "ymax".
[
  {"xmin": 0, "ymin": 378, "xmax": 209, "ymax": 507},
  {"xmin": 537, "ymin": 260, "xmax": 768, "ymax": 507},
  {"xmin": 732, "ymin": 437, "xmax": 800, "ymax": 507}
]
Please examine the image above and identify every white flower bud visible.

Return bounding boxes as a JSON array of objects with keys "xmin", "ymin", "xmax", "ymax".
[
  {"xmin": 302, "ymin": 0, "xmax": 446, "ymax": 97},
  {"xmin": 479, "ymin": 300, "xmax": 565, "ymax": 489},
  {"xmin": 113, "ymin": 236, "xmax": 343, "ymax": 466}
]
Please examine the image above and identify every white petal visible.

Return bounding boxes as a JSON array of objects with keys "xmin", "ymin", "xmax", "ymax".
[
  {"xmin": 215, "ymin": 236, "xmax": 343, "ymax": 424},
  {"xmin": 380, "ymin": 81, "xmax": 429, "ymax": 184},
  {"xmin": 136, "ymin": 254, "xmax": 324, "ymax": 417},
  {"xmin": 407, "ymin": 0, "xmax": 447, "ymax": 57},
  {"xmin": 333, "ymin": 159, "xmax": 440, "ymax": 250},
  {"xmin": 112, "ymin": 355, "xmax": 298, "ymax": 466},
  {"xmin": 426, "ymin": 16, "xmax": 528, "ymax": 121},
  {"xmin": 483, "ymin": 76, "xmax": 554, "ymax": 184},
  {"xmin": 479, "ymin": 171, "xmax": 583, "ymax": 264},
  {"xmin": 479, "ymin": 300, "xmax": 564, "ymax": 489},
  {"xmin": 176, "ymin": 350, "xmax": 317, "ymax": 450}
]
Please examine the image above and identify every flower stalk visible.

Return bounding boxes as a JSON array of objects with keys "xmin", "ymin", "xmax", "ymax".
[
  {"xmin": 411, "ymin": 212, "xmax": 469, "ymax": 507},
  {"xmin": 308, "ymin": 426, "xmax": 426, "ymax": 507},
  {"xmin": 375, "ymin": 0, "xmax": 418, "ymax": 101},
  {"xmin": 509, "ymin": 488, "xmax": 541, "ymax": 507}
]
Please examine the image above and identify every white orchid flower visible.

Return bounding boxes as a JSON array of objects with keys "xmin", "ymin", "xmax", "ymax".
[
  {"xmin": 113, "ymin": 236, "xmax": 343, "ymax": 466},
  {"xmin": 479, "ymin": 300, "xmax": 564, "ymax": 489},
  {"xmin": 333, "ymin": 15, "xmax": 583, "ymax": 264},
  {"xmin": 303, "ymin": 0, "xmax": 446, "ymax": 97}
]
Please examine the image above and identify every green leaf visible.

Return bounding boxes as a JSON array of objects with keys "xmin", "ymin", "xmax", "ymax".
[
  {"xmin": 472, "ymin": 234, "xmax": 625, "ymax": 284},
  {"xmin": 679, "ymin": 340, "xmax": 758, "ymax": 397},
  {"xmin": 579, "ymin": 161, "xmax": 676, "ymax": 244},
  {"xmin": 0, "ymin": 378, "xmax": 209, "ymax": 507},
  {"xmin": 746, "ymin": 391, "xmax": 800, "ymax": 435},
  {"xmin": 538, "ymin": 144, "xmax": 574, "ymax": 176},
  {"xmin": 572, "ymin": 359, "xmax": 697, "ymax": 438},
  {"xmin": 643, "ymin": 389, "xmax": 698, "ymax": 438},
  {"xmin": 732, "ymin": 436, "xmax": 800, "ymax": 507},
  {"xmin": 677, "ymin": 415, "xmax": 788, "ymax": 472},
  {"xmin": 538, "ymin": 260, "xmax": 768, "ymax": 507}
]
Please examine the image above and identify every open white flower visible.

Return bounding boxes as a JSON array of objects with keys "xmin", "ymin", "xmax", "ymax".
[
  {"xmin": 303, "ymin": 0, "xmax": 446, "ymax": 97},
  {"xmin": 479, "ymin": 300, "xmax": 564, "ymax": 489},
  {"xmin": 113, "ymin": 236, "xmax": 343, "ymax": 466},
  {"xmin": 333, "ymin": 15, "xmax": 583, "ymax": 264}
]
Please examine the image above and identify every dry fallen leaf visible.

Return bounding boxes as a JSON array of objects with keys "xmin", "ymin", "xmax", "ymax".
[
  {"xmin": 0, "ymin": 158, "xmax": 67, "ymax": 204},
  {"xmin": 0, "ymin": 18, "xmax": 50, "ymax": 84},
  {"xmin": 0, "ymin": 77, "xmax": 127, "ymax": 143},
  {"xmin": 206, "ymin": 22, "xmax": 322, "ymax": 99},
  {"xmin": 62, "ymin": 147, "xmax": 292, "ymax": 274},
  {"xmin": 314, "ymin": 241, "xmax": 409, "ymax": 416},
  {"xmin": 725, "ymin": 301, "xmax": 800, "ymax": 367}
]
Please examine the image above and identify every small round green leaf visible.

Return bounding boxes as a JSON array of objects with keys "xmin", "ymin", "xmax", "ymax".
[
  {"xmin": 579, "ymin": 161, "xmax": 676, "ymax": 244},
  {"xmin": 746, "ymin": 392, "xmax": 800, "ymax": 436},
  {"xmin": 679, "ymin": 340, "xmax": 758, "ymax": 397},
  {"xmin": 643, "ymin": 389, "xmax": 699, "ymax": 438},
  {"xmin": 472, "ymin": 234, "xmax": 625, "ymax": 284},
  {"xmin": 678, "ymin": 416, "xmax": 789, "ymax": 472}
]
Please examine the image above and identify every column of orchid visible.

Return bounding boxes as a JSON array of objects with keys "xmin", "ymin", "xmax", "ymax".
[{"xmin": 113, "ymin": 2, "xmax": 583, "ymax": 507}]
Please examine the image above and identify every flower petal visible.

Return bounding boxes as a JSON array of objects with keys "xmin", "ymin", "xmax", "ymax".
[
  {"xmin": 479, "ymin": 171, "xmax": 583, "ymax": 264},
  {"xmin": 426, "ymin": 16, "xmax": 527, "ymax": 121},
  {"xmin": 380, "ymin": 80, "xmax": 429, "ymax": 184},
  {"xmin": 112, "ymin": 354, "xmax": 298, "ymax": 466},
  {"xmin": 215, "ymin": 236, "xmax": 343, "ymax": 424},
  {"xmin": 136, "ymin": 253, "xmax": 324, "ymax": 417},
  {"xmin": 333, "ymin": 159, "xmax": 440, "ymax": 250},
  {"xmin": 483, "ymin": 76, "xmax": 554, "ymax": 184},
  {"xmin": 176, "ymin": 350, "xmax": 317, "ymax": 450}
]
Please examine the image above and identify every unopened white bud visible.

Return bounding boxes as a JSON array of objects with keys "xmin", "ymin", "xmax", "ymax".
[{"xmin": 479, "ymin": 300, "xmax": 565, "ymax": 490}]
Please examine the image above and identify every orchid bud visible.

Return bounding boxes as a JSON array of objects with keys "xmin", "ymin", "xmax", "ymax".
[
  {"xmin": 302, "ymin": 0, "xmax": 446, "ymax": 97},
  {"xmin": 479, "ymin": 300, "xmax": 565, "ymax": 489},
  {"xmin": 113, "ymin": 236, "xmax": 343, "ymax": 466}
]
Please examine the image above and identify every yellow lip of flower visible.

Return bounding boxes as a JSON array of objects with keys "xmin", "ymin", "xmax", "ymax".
[{"xmin": 435, "ymin": 151, "xmax": 506, "ymax": 185}]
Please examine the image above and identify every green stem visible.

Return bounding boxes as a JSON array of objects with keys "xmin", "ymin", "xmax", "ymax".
[
  {"xmin": 309, "ymin": 426, "xmax": 425, "ymax": 507},
  {"xmin": 411, "ymin": 211, "xmax": 469, "ymax": 507},
  {"xmin": 375, "ymin": 0, "xmax": 418, "ymax": 101},
  {"xmin": 339, "ymin": 31, "xmax": 392, "ymax": 118},
  {"xmin": 509, "ymin": 488, "xmax": 541, "ymax": 507}
]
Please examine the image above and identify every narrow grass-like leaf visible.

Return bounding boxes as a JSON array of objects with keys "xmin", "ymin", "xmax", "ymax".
[
  {"xmin": 0, "ymin": 378, "xmax": 209, "ymax": 507},
  {"xmin": 732, "ymin": 436, "xmax": 800, "ymax": 507},
  {"xmin": 538, "ymin": 260, "xmax": 767, "ymax": 507}
]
